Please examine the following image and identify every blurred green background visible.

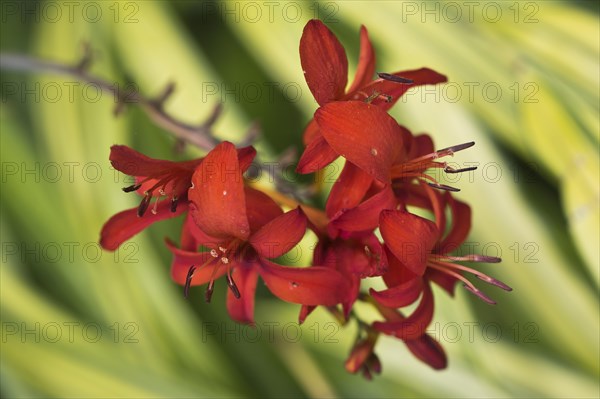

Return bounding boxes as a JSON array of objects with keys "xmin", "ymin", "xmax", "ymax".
[{"xmin": 1, "ymin": 1, "xmax": 598, "ymax": 397}]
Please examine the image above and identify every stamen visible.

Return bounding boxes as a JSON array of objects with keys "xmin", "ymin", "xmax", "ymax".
[
  {"xmin": 137, "ymin": 193, "xmax": 152, "ymax": 217},
  {"xmin": 150, "ymin": 196, "xmax": 160, "ymax": 215},
  {"xmin": 428, "ymin": 262, "xmax": 497, "ymax": 305},
  {"xmin": 364, "ymin": 91, "xmax": 380, "ymax": 103},
  {"xmin": 205, "ymin": 281, "xmax": 215, "ymax": 303},
  {"xmin": 463, "ymin": 284, "xmax": 496, "ymax": 305},
  {"xmin": 444, "ymin": 255, "xmax": 502, "ymax": 263},
  {"xmin": 122, "ymin": 184, "xmax": 141, "ymax": 193},
  {"xmin": 444, "ymin": 165, "xmax": 478, "ymax": 174},
  {"xmin": 437, "ymin": 141, "xmax": 475, "ymax": 154},
  {"xmin": 427, "ymin": 182, "xmax": 460, "ymax": 192},
  {"xmin": 475, "ymin": 274, "xmax": 512, "ymax": 291},
  {"xmin": 184, "ymin": 266, "xmax": 196, "ymax": 298},
  {"xmin": 377, "ymin": 72, "xmax": 414, "ymax": 84},
  {"xmin": 430, "ymin": 259, "xmax": 511, "ymax": 292},
  {"xmin": 226, "ymin": 273, "xmax": 241, "ymax": 299},
  {"xmin": 170, "ymin": 196, "xmax": 179, "ymax": 213}
]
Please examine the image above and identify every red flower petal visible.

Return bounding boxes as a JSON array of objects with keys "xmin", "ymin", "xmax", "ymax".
[
  {"xmin": 373, "ymin": 283, "xmax": 434, "ymax": 339},
  {"xmin": 250, "ymin": 208, "xmax": 307, "ymax": 259},
  {"xmin": 382, "ymin": 245, "xmax": 419, "ymax": 287},
  {"xmin": 109, "ymin": 145, "xmax": 175, "ymax": 176},
  {"xmin": 100, "ymin": 200, "xmax": 188, "ymax": 251},
  {"xmin": 189, "ymin": 141, "xmax": 250, "ymax": 241},
  {"xmin": 359, "ymin": 68, "xmax": 447, "ymax": 110},
  {"xmin": 226, "ymin": 265, "xmax": 259, "ymax": 324},
  {"xmin": 300, "ymin": 19, "xmax": 348, "ymax": 106},
  {"xmin": 438, "ymin": 193, "xmax": 471, "ymax": 254},
  {"xmin": 296, "ymin": 134, "xmax": 339, "ymax": 174},
  {"xmin": 244, "ymin": 187, "xmax": 283, "ymax": 234},
  {"xmin": 379, "ymin": 210, "xmax": 439, "ymax": 276},
  {"xmin": 370, "ymin": 277, "xmax": 423, "ymax": 308},
  {"xmin": 331, "ymin": 186, "xmax": 396, "ymax": 232},
  {"xmin": 258, "ymin": 259, "xmax": 347, "ymax": 306},
  {"xmin": 184, "ymin": 204, "xmax": 224, "ymax": 248},
  {"xmin": 302, "ymin": 119, "xmax": 321, "ymax": 146},
  {"xmin": 299, "ymin": 305, "xmax": 316, "ymax": 324},
  {"xmin": 237, "ymin": 145, "xmax": 257, "ymax": 172},
  {"xmin": 180, "ymin": 213, "xmax": 201, "ymax": 251},
  {"xmin": 347, "ymin": 26, "xmax": 376, "ymax": 94},
  {"xmin": 326, "ymin": 162, "xmax": 373, "ymax": 219},
  {"xmin": 316, "ymin": 101, "xmax": 405, "ymax": 182},
  {"xmin": 407, "ymin": 134, "xmax": 435, "ymax": 160},
  {"xmin": 405, "ymin": 333, "xmax": 447, "ymax": 370},
  {"xmin": 165, "ymin": 239, "xmax": 225, "ymax": 286}
]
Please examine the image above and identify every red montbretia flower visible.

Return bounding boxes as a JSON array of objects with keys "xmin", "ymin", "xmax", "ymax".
[
  {"xmin": 99, "ymin": 144, "xmax": 255, "ymax": 251},
  {"xmin": 372, "ymin": 185, "xmax": 512, "ymax": 337},
  {"xmin": 297, "ymin": 19, "xmax": 447, "ymax": 174},
  {"xmin": 167, "ymin": 141, "xmax": 349, "ymax": 324},
  {"xmin": 312, "ymin": 101, "xmax": 478, "ymax": 190},
  {"xmin": 96, "ymin": 18, "xmax": 512, "ymax": 380}
]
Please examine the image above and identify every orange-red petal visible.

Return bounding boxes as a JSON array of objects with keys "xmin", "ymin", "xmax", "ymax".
[
  {"xmin": 189, "ymin": 141, "xmax": 250, "ymax": 241},
  {"xmin": 326, "ymin": 161, "xmax": 373, "ymax": 219},
  {"xmin": 316, "ymin": 101, "xmax": 405, "ymax": 182},
  {"xmin": 258, "ymin": 259, "xmax": 347, "ymax": 306},
  {"xmin": 347, "ymin": 25, "xmax": 376, "ymax": 94},
  {"xmin": 100, "ymin": 200, "xmax": 188, "ymax": 251},
  {"xmin": 438, "ymin": 193, "xmax": 471, "ymax": 254},
  {"xmin": 379, "ymin": 210, "xmax": 439, "ymax": 276},
  {"xmin": 373, "ymin": 283, "xmax": 434, "ymax": 339},
  {"xmin": 331, "ymin": 186, "xmax": 396, "ymax": 232},
  {"xmin": 300, "ymin": 19, "xmax": 348, "ymax": 106},
  {"xmin": 226, "ymin": 265, "xmax": 259, "ymax": 324},
  {"xmin": 244, "ymin": 187, "xmax": 284, "ymax": 234},
  {"xmin": 296, "ymin": 134, "xmax": 339, "ymax": 174},
  {"xmin": 405, "ymin": 333, "xmax": 447, "ymax": 370},
  {"xmin": 109, "ymin": 145, "xmax": 175, "ymax": 176},
  {"xmin": 250, "ymin": 208, "xmax": 307, "ymax": 259},
  {"xmin": 370, "ymin": 277, "xmax": 423, "ymax": 308}
]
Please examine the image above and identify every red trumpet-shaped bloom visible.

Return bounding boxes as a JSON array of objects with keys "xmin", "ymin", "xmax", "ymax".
[
  {"xmin": 308, "ymin": 101, "xmax": 477, "ymax": 189},
  {"xmin": 168, "ymin": 142, "xmax": 348, "ymax": 324},
  {"xmin": 371, "ymin": 186, "xmax": 511, "ymax": 337},
  {"xmin": 297, "ymin": 19, "xmax": 447, "ymax": 174},
  {"xmin": 99, "ymin": 144, "xmax": 255, "ymax": 251}
]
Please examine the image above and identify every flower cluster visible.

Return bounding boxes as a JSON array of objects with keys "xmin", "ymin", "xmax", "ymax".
[{"xmin": 100, "ymin": 19, "xmax": 510, "ymax": 379}]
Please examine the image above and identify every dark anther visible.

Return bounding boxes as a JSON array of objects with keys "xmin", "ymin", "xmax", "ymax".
[
  {"xmin": 427, "ymin": 182, "xmax": 460, "ymax": 192},
  {"xmin": 377, "ymin": 72, "xmax": 414, "ymax": 84},
  {"xmin": 444, "ymin": 166, "xmax": 478, "ymax": 174},
  {"xmin": 205, "ymin": 281, "xmax": 215, "ymax": 303},
  {"xmin": 184, "ymin": 266, "xmax": 196, "ymax": 298},
  {"xmin": 438, "ymin": 141, "xmax": 475, "ymax": 153},
  {"xmin": 226, "ymin": 274, "xmax": 241, "ymax": 299},
  {"xmin": 170, "ymin": 197, "xmax": 179, "ymax": 213},
  {"xmin": 137, "ymin": 193, "xmax": 152, "ymax": 217},
  {"xmin": 122, "ymin": 184, "xmax": 141, "ymax": 193}
]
